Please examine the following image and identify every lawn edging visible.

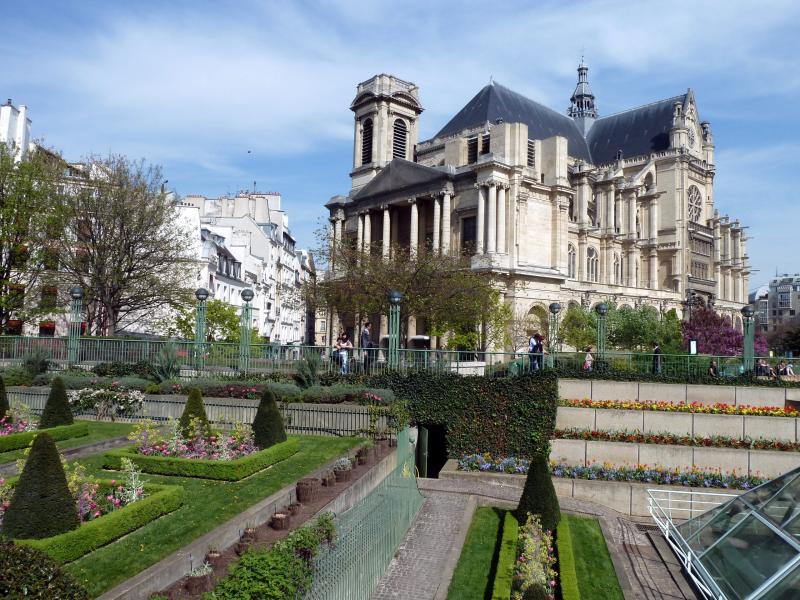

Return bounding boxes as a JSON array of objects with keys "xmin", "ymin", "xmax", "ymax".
[
  {"xmin": 102, "ymin": 438, "xmax": 300, "ymax": 481},
  {"xmin": 491, "ymin": 511, "xmax": 518, "ymax": 600},
  {"xmin": 18, "ymin": 481, "xmax": 184, "ymax": 564},
  {"xmin": 556, "ymin": 515, "xmax": 580, "ymax": 600},
  {"xmin": 0, "ymin": 421, "xmax": 90, "ymax": 453}
]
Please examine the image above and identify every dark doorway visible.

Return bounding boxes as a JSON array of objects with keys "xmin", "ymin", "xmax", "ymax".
[{"xmin": 416, "ymin": 424, "xmax": 448, "ymax": 478}]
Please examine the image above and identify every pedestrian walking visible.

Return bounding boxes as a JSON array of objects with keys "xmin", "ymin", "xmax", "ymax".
[
  {"xmin": 652, "ymin": 342, "xmax": 663, "ymax": 375},
  {"xmin": 337, "ymin": 332, "xmax": 353, "ymax": 375},
  {"xmin": 361, "ymin": 321, "xmax": 374, "ymax": 373},
  {"xmin": 583, "ymin": 346, "xmax": 594, "ymax": 373}
]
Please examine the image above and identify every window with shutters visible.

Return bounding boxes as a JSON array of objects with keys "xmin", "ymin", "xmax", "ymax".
[
  {"xmin": 361, "ymin": 118, "xmax": 373, "ymax": 165},
  {"xmin": 480, "ymin": 133, "xmax": 490, "ymax": 155},
  {"xmin": 392, "ymin": 119, "xmax": 407, "ymax": 160},
  {"xmin": 467, "ymin": 137, "xmax": 478, "ymax": 164},
  {"xmin": 527, "ymin": 139, "xmax": 535, "ymax": 167}
]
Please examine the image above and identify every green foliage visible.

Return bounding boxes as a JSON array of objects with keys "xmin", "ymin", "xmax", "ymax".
[
  {"xmin": 0, "ymin": 422, "xmax": 89, "ymax": 453},
  {"xmin": 517, "ymin": 454, "xmax": 561, "ymax": 531},
  {"xmin": 556, "ymin": 516, "xmax": 580, "ymax": 600},
  {"xmin": 560, "ymin": 305, "xmax": 596, "ymax": 351},
  {"xmin": 0, "ymin": 366, "xmax": 33, "ymax": 386},
  {"xmin": 0, "ymin": 539, "xmax": 90, "ymax": 599},
  {"xmin": 23, "ymin": 350, "xmax": 50, "ymax": 378},
  {"xmin": 152, "ymin": 343, "xmax": 181, "ymax": 382},
  {"xmin": 0, "ymin": 374, "xmax": 8, "ymax": 421},
  {"xmin": 207, "ymin": 513, "xmax": 336, "ymax": 599},
  {"xmin": 492, "ymin": 512, "xmax": 519, "ymax": 600},
  {"xmin": 92, "ymin": 360, "xmax": 156, "ymax": 380},
  {"xmin": 298, "ymin": 385, "xmax": 395, "ymax": 405},
  {"xmin": 295, "ymin": 354, "xmax": 321, "ymax": 389},
  {"xmin": 33, "ymin": 373, "xmax": 153, "ymax": 390},
  {"xmin": 22, "ymin": 482, "xmax": 184, "ymax": 564},
  {"xmin": 179, "ymin": 388, "xmax": 209, "ymax": 438},
  {"xmin": 252, "ymin": 388, "xmax": 287, "ymax": 449},
  {"xmin": 3, "ymin": 433, "xmax": 80, "ymax": 539},
  {"xmin": 358, "ymin": 371, "xmax": 558, "ymax": 459},
  {"xmin": 103, "ymin": 439, "xmax": 300, "ymax": 481},
  {"xmin": 39, "ymin": 376, "xmax": 74, "ymax": 428},
  {"xmin": 170, "ymin": 298, "xmax": 242, "ymax": 342}
]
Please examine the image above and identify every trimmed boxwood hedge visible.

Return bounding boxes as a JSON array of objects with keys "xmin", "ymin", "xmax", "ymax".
[
  {"xmin": 102, "ymin": 437, "xmax": 301, "ymax": 481},
  {"xmin": 0, "ymin": 422, "xmax": 90, "ymax": 454},
  {"xmin": 552, "ymin": 365, "xmax": 800, "ymax": 388},
  {"xmin": 491, "ymin": 511, "xmax": 519, "ymax": 600},
  {"xmin": 16, "ymin": 480, "xmax": 184, "ymax": 564},
  {"xmin": 556, "ymin": 516, "xmax": 580, "ymax": 600},
  {"xmin": 333, "ymin": 371, "xmax": 559, "ymax": 459}
]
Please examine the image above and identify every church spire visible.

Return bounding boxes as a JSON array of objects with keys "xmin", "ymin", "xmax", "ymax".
[{"xmin": 568, "ymin": 60, "xmax": 597, "ymax": 136}]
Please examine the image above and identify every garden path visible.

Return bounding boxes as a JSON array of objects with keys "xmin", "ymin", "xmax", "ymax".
[{"xmin": 0, "ymin": 435, "xmax": 130, "ymax": 475}]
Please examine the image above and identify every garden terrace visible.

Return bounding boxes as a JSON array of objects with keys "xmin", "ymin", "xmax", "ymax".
[{"xmin": 0, "ymin": 421, "xmax": 89, "ymax": 453}]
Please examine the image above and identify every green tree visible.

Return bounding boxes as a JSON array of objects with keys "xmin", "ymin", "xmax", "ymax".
[
  {"xmin": 560, "ymin": 305, "xmax": 595, "ymax": 351},
  {"xmin": 3, "ymin": 432, "xmax": 80, "ymax": 539},
  {"xmin": 179, "ymin": 388, "xmax": 210, "ymax": 438},
  {"xmin": 0, "ymin": 143, "xmax": 64, "ymax": 332},
  {"xmin": 39, "ymin": 376, "xmax": 74, "ymax": 429},
  {"xmin": 252, "ymin": 388, "xmax": 287, "ymax": 449},
  {"xmin": 0, "ymin": 374, "xmax": 8, "ymax": 421},
  {"xmin": 516, "ymin": 454, "xmax": 560, "ymax": 531},
  {"xmin": 169, "ymin": 299, "xmax": 242, "ymax": 342}
]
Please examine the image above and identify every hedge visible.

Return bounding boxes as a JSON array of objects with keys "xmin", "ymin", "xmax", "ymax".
[
  {"xmin": 0, "ymin": 422, "xmax": 90, "ymax": 454},
  {"xmin": 552, "ymin": 365, "xmax": 800, "ymax": 388},
  {"xmin": 102, "ymin": 437, "xmax": 301, "ymax": 481},
  {"xmin": 0, "ymin": 539, "xmax": 90, "ymax": 598},
  {"xmin": 17, "ymin": 481, "xmax": 184, "ymax": 564},
  {"xmin": 556, "ymin": 516, "xmax": 580, "ymax": 600},
  {"xmin": 491, "ymin": 511, "xmax": 519, "ymax": 600},
  {"xmin": 334, "ymin": 371, "xmax": 559, "ymax": 459}
]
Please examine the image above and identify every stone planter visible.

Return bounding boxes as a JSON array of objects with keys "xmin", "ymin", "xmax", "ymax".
[
  {"xmin": 204, "ymin": 551, "xmax": 223, "ymax": 569},
  {"xmin": 376, "ymin": 437, "xmax": 389, "ymax": 450},
  {"xmin": 334, "ymin": 468, "xmax": 351, "ymax": 483},
  {"xmin": 288, "ymin": 502, "xmax": 301, "ymax": 515},
  {"xmin": 322, "ymin": 472, "xmax": 336, "ymax": 487},
  {"xmin": 296, "ymin": 477, "xmax": 320, "ymax": 502},
  {"xmin": 235, "ymin": 541, "xmax": 250, "ymax": 556},
  {"xmin": 185, "ymin": 573, "xmax": 213, "ymax": 594},
  {"xmin": 271, "ymin": 512, "xmax": 291, "ymax": 530}
]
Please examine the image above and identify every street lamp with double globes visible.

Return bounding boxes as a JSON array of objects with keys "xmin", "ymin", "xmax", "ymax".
[
  {"xmin": 741, "ymin": 305, "xmax": 755, "ymax": 372},
  {"xmin": 67, "ymin": 287, "xmax": 84, "ymax": 365},
  {"xmin": 387, "ymin": 290, "xmax": 403, "ymax": 370},
  {"xmin": 239, "ymin": 289, "xmax": 255, "ymax": 372},
  {"xmin": 194, "ymin": 288, "xmax": 210, "ymax": 370},
  {"xmin": 595, "ymin": 302, "xmax": 608, "ymax": 360},
  {"xmin": 547, "ymin": 302, "xmax": 562, "ymax": 367}
]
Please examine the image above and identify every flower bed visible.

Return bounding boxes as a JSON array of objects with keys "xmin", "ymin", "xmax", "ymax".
[
  {"xmin": 68, "ymin": 385, "xmax": 145, "ymax": 419},
  {"xmin": 555, "ymin": 428, "xmax": 800, "ymax": 452},
  {"xmin": 132, "ymin": 420, "xmax": 257, "ymax": 461},
  {"xmin": 561, "ymin": 398, "xmax": 798, "ymax": 418},
  {"xmin": 457, "ymin": 454, "xmax": 767, "ymax": 490},
  {"xmin": 1, "ymin": 416, "xmax": 34, "ymax": 436},
  {"xmin": 0, "ymin": 422, "xmax": 90, "ymax": 454},
  {"xmin": 512, "ymin": 514, "xmax": 556, "ymax": 600},
  {"xmin": 103, "ymin": 438, "xmax": 301, "ymax": 481}
]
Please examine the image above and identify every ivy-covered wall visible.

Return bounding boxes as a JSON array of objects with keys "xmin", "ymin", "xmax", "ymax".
[{"xmin": 329, "ymin": 371, "xmax": 559, "ymax": 459}]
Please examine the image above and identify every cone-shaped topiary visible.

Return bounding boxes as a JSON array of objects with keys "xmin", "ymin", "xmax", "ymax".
[
  {"xmin": 39, "ymin": 376, "xmax": 74, "ymax": 429},
  {"xmin": 2, "ymin": 432, "xmax": 80, "ymax": 539},
  {"xmin": 0, "ymin": 374, "xmax": 9, "ymax": 422},
  {"xmin": 0, "ymin": 539, "xmax": 90, "ymax": 599},
  {"xmin": 516, "ymin": 453, "xmax": 560, "ymax": 532},
  {"xmin": 179, "ymin": 387, "xmax": 210, "ymax": 438},
  {"xmin": 252, "ymin": 388, "xmax": 286, "ymax": 449}
]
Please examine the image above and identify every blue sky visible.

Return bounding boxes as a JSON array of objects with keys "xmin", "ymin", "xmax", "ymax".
[{"xmin": 3, "ymin": 0, "xmax": 799, "ymax": 289}]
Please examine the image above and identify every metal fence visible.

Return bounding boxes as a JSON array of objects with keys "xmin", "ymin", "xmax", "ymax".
[
  {"xmin": 0, "ymin": 335, "xmax": 785, "ymax": 381},
  {"xmin": 6, "ymin": 388, "xmax": 380, "ymax": 437},
  {"xmin": 305, "ymin": 427, "xmax": 424, "ymax": 600}
]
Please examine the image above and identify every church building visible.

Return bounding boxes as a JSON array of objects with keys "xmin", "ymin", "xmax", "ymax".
[{"xmin": 325, "ymin": 66, "xmax": 750, "ymax": 347}]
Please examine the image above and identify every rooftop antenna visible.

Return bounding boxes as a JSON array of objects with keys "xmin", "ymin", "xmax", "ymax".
[
  {"xmin": 253, "ymin": 180, "xmax": 256, "ymax": 193},
  {"xmin": 489, "ymin": 75, "xmax": 493, "ymax": 86}
]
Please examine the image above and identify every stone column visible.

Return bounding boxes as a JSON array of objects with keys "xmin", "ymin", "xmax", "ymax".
[
  {"xmin": 409, "ymin": 199, "xmax": 419, "ymax": 256},
  {"xmin": 432, "ymin": 195, "xmax": 441, "ymax": 252},
  {"xmin": 487, "ymin": 183, "xmax": 497, "ymax": 253},
  {"xmin": 713, "ymin": 218, "xmax": 722, "ymax": 300},
  {"xmin": 497, "ymin": 185, "xmax": 506, "ymax": 254},
  {"xmin": 627, "ymin": 192, "xmax": 637, "ymax": 238},
  {"xmin": 476, "ymin": 184, "xmax": 486, "ymax": 254},
  {"xmin": 578, "ymin": 236, "xmax": 587, "ymax": 281},
  {"xmin": 625, "ymin": 248, "xmax": 635, "ymax": 287},
  {"xmin": 649, "ymin": 249, "xmax": 658, "ymax": 290},
  {"xmin": 356, "ymin": 213, "xmax": 364, "ymax": 252},
  {"xmin": 363, "ymin": 211, "xmax": 371, "ymax": 252},
  {"xmin": 614, "ymin": 193, "xmax": 621, "ymax": 233},
  {"xmin": 382, "ymin": 205, "xmax": 390, "ymax": 258},
  {"xmin": 442, "ymin": 192, "xmax": 451, "ymax": 254},
  {"xmin": 577, "ymin": 176, "xmax": 590, "ymax": 228},
  {"xmin": 649, "ymin": 197, "xmax": 659, "ymax": 241}
]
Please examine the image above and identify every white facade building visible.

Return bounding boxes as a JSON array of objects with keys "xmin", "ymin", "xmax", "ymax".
[{"xmin": 0, "ymin": 98, "xmax": 33, "ymax": 160}]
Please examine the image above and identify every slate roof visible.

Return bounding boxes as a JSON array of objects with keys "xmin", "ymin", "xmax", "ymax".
[
  {"xmin": 434, "ymin": 83, "xmax": 592, "ymax": 162},
  {"xmin": 431, "ymin": 82, "xmax": 686, "ymax": 166},
  {"xmin": 587, "ymin": 95, "xmax": 686, "ymax": 165},
  {"xmin": 353, "ymin": 159, "xmax": 450, "ymax": 201}
]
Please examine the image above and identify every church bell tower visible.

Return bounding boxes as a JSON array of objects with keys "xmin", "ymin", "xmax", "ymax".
[
  {"xmin": 349, "ymin": 74, "xmax": 423, "ymax": 192},
  {"xmin": 568, "ymin": 61, "xmax": 598, "ymax": 136}
]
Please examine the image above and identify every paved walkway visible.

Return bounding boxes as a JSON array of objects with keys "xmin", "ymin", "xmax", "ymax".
[{"xmin": 372, "ymin": 477, "xmax": 697, "ymax": 600}]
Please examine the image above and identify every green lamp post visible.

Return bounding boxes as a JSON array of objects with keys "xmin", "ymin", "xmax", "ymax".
[
  {"xmin": 741, "ymin": 305, "xmax": 755, "ymax": 373},
  {"xmin": 67, "ymin": 287, "xmax": 83, "ymax": 366},
  {"xmin": 595, "ymin": 302, "xmax": 608, "ymax": 361},
  {"xmin": 194, "ymin": 288, "xmax": 209, "ymax": 372},
  {"xmin": 547, "ymin": 302, "xmax": 561, "ymax": 368},
  {"xmin": 238, "ymin": 289, "xmax": 254, "ymax": 373},
  {"xmin": 388, "ymin": 290, "xmax": 402, "ymax": 370}
]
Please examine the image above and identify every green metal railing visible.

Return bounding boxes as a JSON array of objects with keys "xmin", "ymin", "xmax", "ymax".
[
  {"xmin": 0, "ymin": 335, "xmax": 785, "ymax": 381},
  {"xmin": 305, "ymin": 427, "xmax": 423, "ymax": 600}
]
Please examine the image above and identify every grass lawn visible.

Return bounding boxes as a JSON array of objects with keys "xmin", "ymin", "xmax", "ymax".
[
  {"xmin": 447, "ymin": 507, "xmax": 505, "ymax": 600},
  {"xmin": 0, "ymin": 420, "xmax": 134, "ymax": 464},
  {"xmin": 64, "ymin": 435, "xmax": 361, "ymax": 597},
  {"xmin": 559, "ymin": 514, "xmax": 624, "ymax": 600}
]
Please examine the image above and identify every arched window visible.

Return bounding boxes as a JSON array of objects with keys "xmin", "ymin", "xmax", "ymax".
[
  {"xmin": 361, "ymin": 118, "xmax": 373, "ymax": 165},
  {"xmin": 567, "ymin": 244, "xmax": 576, "ymax": 279},
  {"xmin": 613, "ymin": 253, "xmax": 621, "ymax": 285},
  {"xmin": 587, "ymin": 247, "xmax": 599, "ymax": 283},
  {"xmin": 392, "ymin": 119, "xmax": 407, "ymax": 160}
]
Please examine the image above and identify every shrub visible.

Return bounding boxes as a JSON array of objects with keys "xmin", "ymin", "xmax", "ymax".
[
  {"xmin": 0, "ymin": 375, "xmax": 8, "ymax": 421},
  {"xmin": 492, "ymin": 512, "xmax": 519, "ymax": 600},
  {"xmin": 33, "ymin": 373, "xmax": 152, "ymax": 390},
  {"xmin": 152, "ymin": 343, "xmax": 181, "ymax": 382},
  {"xmin": 0, "ymin": 539, "xmax": 90, "ymax": 599},
  {"xmin": 511, "ymin": 514, "xmax": 556, "ymax": 600},
  {"xmin": 252, "ymin": 388, "xmax": 287, "ymax": 449},
  {"xmin": 39, "ymin": 377, "xmax": 74, "ymax": 429},
  {"xmin": 517, "ymin": 454, "xmax": 560, "ymax": 532},
  {"xmin": 22, "ymin": 350, "xmax": 50, "ymax": 378},
  {"xmin": 0, "ymin": 422, "xmax": 89, "ymax": 453},
  {"xmin": 92, "ymin": 360, "xmax": 155, "ymax": 380},
  {"xmin": 103, "ymin": 439, "xmax": 300, "ymax": 481},
  {"xmin": 295, "ymin": 354, "xmax": 321, "ymax": 389},
  {"xmin": 0, "ymin": 366, "xmax": 33, "ymax": 386},
  {"xmin": 2, "ymin": 432, "xmax": 80, "ymax": 539},
  {"xmin": 179, "ymin": 388, "xmax": 209, "ymax": 437}
]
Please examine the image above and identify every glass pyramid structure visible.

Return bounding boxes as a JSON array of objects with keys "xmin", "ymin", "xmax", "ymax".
[{"xmin": 676, "ymin": 466, "xmax": 800, "ymax": 599}]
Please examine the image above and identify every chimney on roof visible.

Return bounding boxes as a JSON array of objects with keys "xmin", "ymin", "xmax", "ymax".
[{"xmin": 5, "ymin": 99, "xmax": 11, "ymax": 106}]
